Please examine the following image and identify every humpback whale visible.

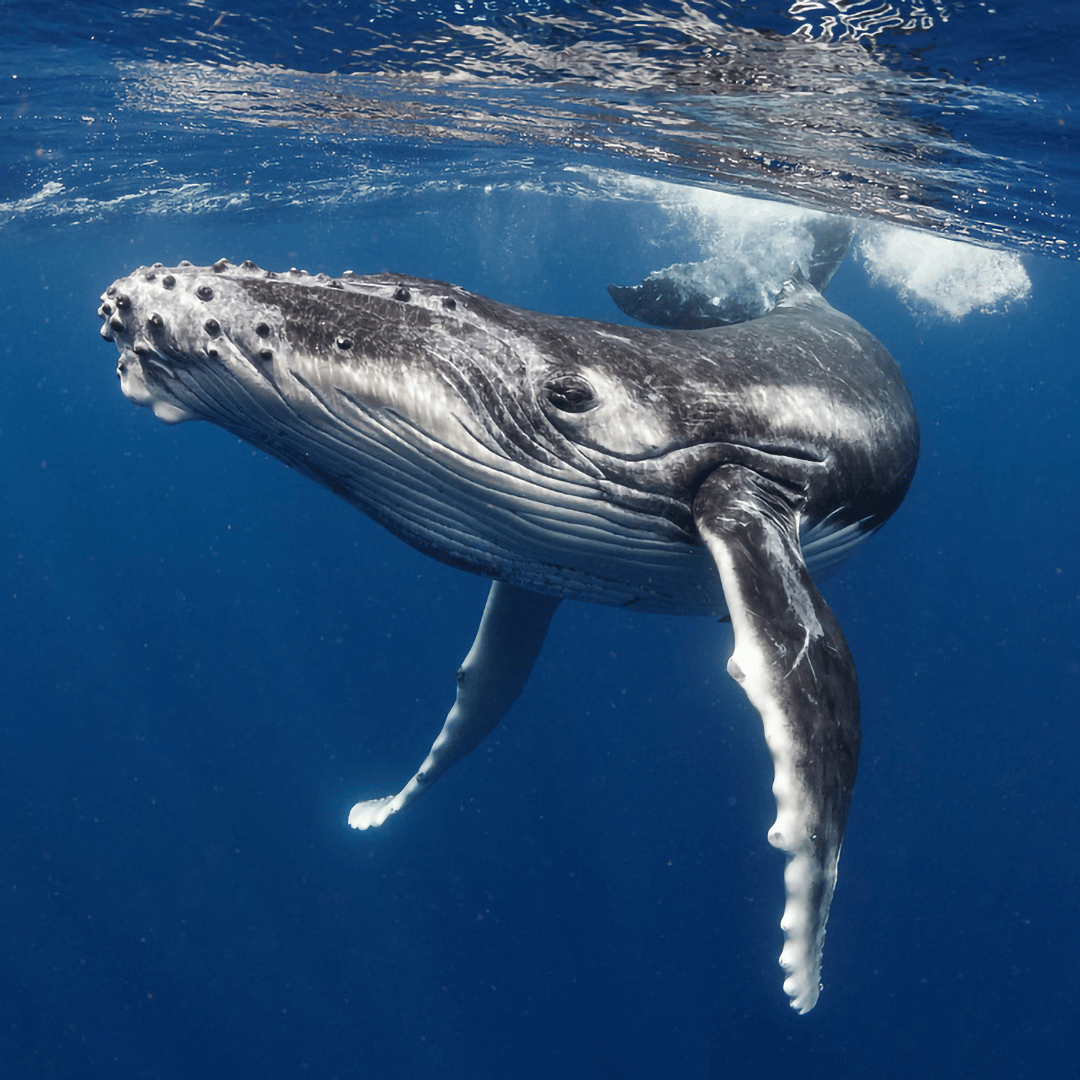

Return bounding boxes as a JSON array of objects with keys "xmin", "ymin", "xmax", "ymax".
[{"xmin": 98, "ymin": 257, "xmax": 918, "ymax": 1012}]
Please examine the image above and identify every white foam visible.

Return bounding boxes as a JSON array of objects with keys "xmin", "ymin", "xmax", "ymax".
[
  {"xmin": 857, "ymin": 223, "xmax": 1031, "ymax": 317},
  {"xmin": 0, "ymin": 179, "xmax": 65, "ymax": 213},
  {"xmin": 576, "ymin": 167, "xmax": 1034, "ymax": 320}
]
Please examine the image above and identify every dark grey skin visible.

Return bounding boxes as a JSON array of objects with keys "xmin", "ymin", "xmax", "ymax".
[{"xmin": 98, "ymin": 259, "xmax": 918, "ymax": 1012}]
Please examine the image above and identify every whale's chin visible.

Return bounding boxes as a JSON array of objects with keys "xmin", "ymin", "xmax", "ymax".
[{"xmin": 116, "ymin": 350, "xmax": 197, "ymax": 424}]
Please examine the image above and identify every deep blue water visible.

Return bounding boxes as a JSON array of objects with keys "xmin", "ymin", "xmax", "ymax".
[{"xmin": 2, "ymin": 3, "xmax": 1078, "ymax": 1078}]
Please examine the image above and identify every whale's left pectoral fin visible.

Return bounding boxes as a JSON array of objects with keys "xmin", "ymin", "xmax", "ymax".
[
  {"xmin": 348, "ymin": 581, "xmax": 561, "ymax": 830},
  {"xmin": 693, "ymin": 466, "xmax": 860, "ymax": 1013}
]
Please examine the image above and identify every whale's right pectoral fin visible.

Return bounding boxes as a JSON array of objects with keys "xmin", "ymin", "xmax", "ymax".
[
  {"xmin": 692, "ymin": 464, "xmax": 860, "ymax": 1013},
  {"xmin": 348, "ymin": 581, "xmax": 561, "ymax": 831}
]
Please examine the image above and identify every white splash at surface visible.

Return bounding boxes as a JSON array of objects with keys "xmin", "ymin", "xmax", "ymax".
[
  {"xmin": 856, "ymin": 225, "xmax": 1031, "ymax": 317},
  {"xmin": 578, "ymin": 168, "xmax": 1032, "ymax": 319},
  {"xmin": 582, "ymin": 168, "xmax": 832, "ymax": 257}
]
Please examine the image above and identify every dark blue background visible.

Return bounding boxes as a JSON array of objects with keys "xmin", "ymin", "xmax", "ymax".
[{"xmin": 2, "ymin": 4, "xmax": 1078, "ymax": 1078}]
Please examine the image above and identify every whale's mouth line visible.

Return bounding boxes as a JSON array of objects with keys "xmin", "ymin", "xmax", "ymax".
[{"xmin": 579, "ymin": 434, "xmax": 829, "ymax": 468}]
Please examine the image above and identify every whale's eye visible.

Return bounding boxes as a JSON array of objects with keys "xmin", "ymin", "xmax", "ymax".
[{"xmin": 545, "ymin": 375, "xmax": 596, "ymax": 413}]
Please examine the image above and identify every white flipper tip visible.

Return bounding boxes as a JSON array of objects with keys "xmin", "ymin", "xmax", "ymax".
[
  {"xmin": 775, "ymin": 846, "xmax": 833, "ymax": 1013},
  {"xmin": 783, "ymin": 970, "xmax": 821, "ymax": 1015},
  {"xmin": 348, "ymin": 796, "xmax": 396, "ymax": 830}
]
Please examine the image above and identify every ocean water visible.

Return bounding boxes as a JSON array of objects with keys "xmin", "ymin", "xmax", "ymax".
[{"xmin": 1, "ymin": 2, "xmax": 1077, "ymax": 1077}]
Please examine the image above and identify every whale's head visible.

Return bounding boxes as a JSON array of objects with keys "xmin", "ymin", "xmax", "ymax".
[{"xmin": 97, "ymin": 259, "xmax": 700, "ymax": 472}]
